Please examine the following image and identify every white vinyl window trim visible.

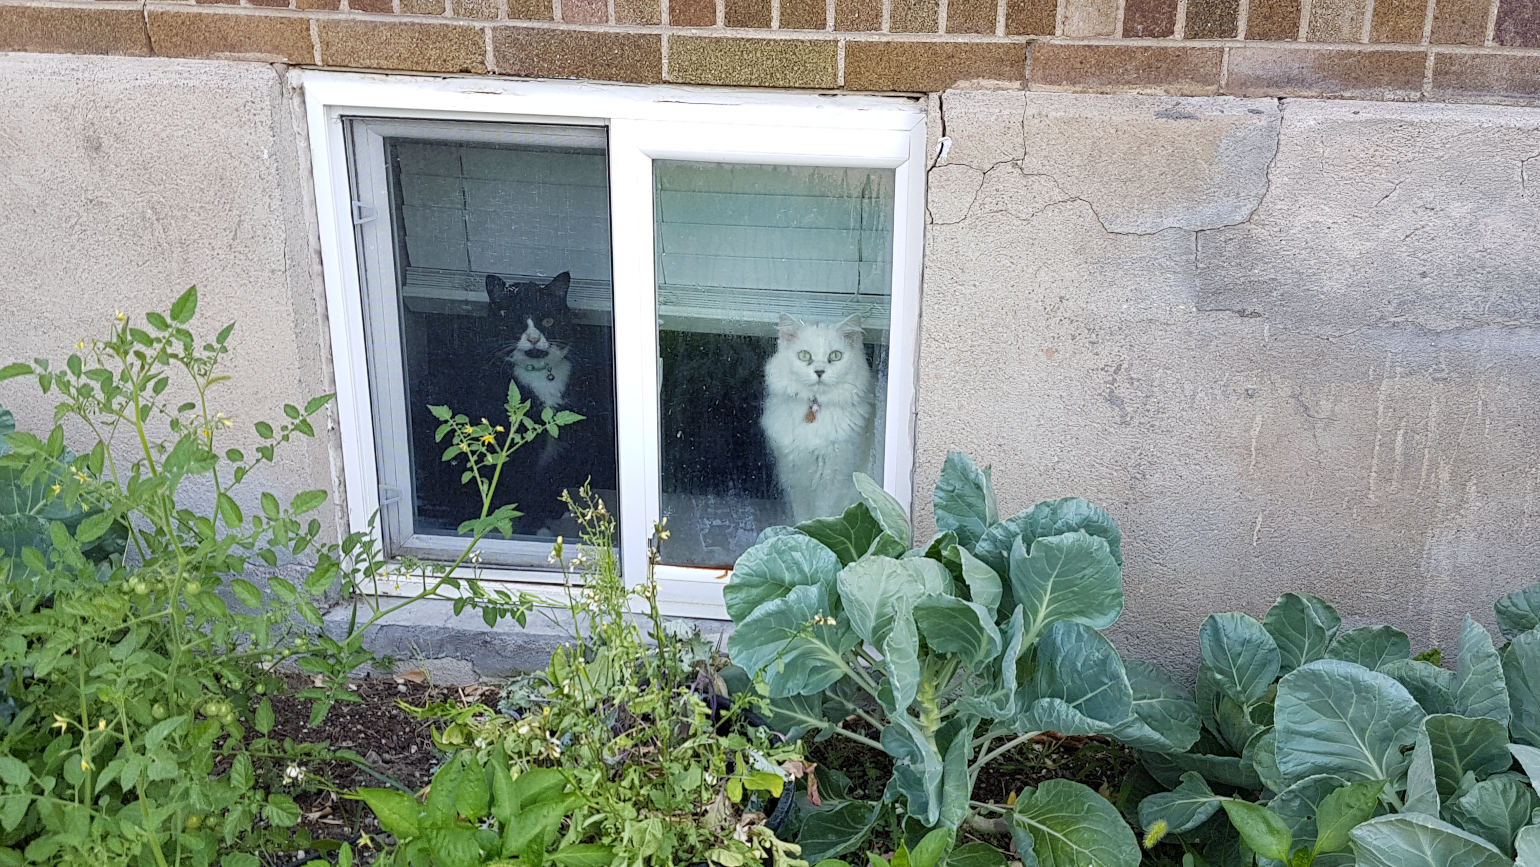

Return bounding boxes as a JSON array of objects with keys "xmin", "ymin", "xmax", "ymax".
[{"xmin": 302, "ymin": 70, "xmax": 927, "ymax": 619}]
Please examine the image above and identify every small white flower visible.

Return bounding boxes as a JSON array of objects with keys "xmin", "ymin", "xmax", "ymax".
[{"xmin": 282, "ymin": 764, "xmax": 308, "ymax": 787}]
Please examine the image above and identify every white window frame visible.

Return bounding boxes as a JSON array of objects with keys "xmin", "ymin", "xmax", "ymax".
[{"xmin": 302, "ymin": 71, "xmax": 926, "ymax": 619}]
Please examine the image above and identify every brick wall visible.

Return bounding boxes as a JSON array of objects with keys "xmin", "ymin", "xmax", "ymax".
[{"xmin": 1, "ymin": 0, "xmax": 1537, "ymax": 102}]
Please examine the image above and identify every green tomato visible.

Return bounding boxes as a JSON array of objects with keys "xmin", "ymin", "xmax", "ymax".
[
  {"xmin": 185, "ymin": 581, "xmax": 201, "ymax": 596},
  {"xmin": 184, "ymin": 815, "xmax": 203, "ymax": 830},
  {"xmin": 151, "ymin": 703, "xmax": 168, "ymax": 720}
]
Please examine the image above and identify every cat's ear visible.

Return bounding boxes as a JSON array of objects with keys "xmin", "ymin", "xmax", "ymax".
[
  {"xmin": 836, "ymin": 314, "xmax": 864, "ymax": 345},
  {"xmin": 485, "ymin": 275, "xmax": 508, "ymax": 305},
  {"xmin": 777, "ymin": 314, "xmax": 803, "ymax": 344},
  {"xmin": 545, "ymin": 271, "xmax": 572, "ymax": 299}
]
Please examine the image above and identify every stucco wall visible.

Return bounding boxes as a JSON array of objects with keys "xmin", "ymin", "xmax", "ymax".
[
  {"xmin": 0, "ymin": 53, "xmax": 339, "ymax": 524},
  {"xmin": 918, "ymin": 90, "xmax": 1540, "ymax": 671},
  {"xmin": 3, "ymin": 52, "xmax": 1538, "ymax": 673}
]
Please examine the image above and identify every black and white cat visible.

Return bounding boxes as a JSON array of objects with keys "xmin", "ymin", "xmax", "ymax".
[
  {"xmin": 761, "ymin": 314, "xmax": 877, "ymax": 522},
  {"xmin": 483, "ymin": 271, "xmax": 616, "ymax": 533}
]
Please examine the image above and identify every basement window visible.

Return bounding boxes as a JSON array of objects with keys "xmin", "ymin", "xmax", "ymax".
[{"xmin": 305, "ymin": 74, "xmax": 925, "ymax": 614}]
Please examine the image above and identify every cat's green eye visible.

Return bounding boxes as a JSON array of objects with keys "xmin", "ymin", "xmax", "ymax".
[
  {"xmin": 542, "ymin": 317, "xmax": 554, "ymax": 327},
  {"xmin": 797, "ymin": 350, "xmax": 813, "ymax": 363},
  {"xmin": 827, "ymin": 350, "xmax": 844, "ymax": 363}
]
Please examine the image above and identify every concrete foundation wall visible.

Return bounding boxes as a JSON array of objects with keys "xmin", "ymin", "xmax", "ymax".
[
  {"xmin": 3, "ymin": 53, "xmax": 1538, "ymax": 674},
  {"xmin": 919, "ymin": 90, "xmax": 1540, "ymax": 671},
  {"xmin": 0, "ymin": 53, "xmax": 340, "ymax": 526}
]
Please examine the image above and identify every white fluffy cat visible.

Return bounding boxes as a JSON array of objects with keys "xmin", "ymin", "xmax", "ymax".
[{"xmin": 761, "ymin": 313, "xmax": 877, "ymax": 523}]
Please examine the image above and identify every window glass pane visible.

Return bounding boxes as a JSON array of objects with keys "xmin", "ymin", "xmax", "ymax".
[
  {"xmin": 654, "ymin": 161, "xmax": 894, "ymax": 568},
  {"xmin": 357, "ymin": 122, "xmax": 619, "ymax": 562}
]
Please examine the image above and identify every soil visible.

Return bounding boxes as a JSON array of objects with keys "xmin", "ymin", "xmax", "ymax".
[{"xmin": 252, "ymin": 674, "xmax": 490, "ymax": 866}]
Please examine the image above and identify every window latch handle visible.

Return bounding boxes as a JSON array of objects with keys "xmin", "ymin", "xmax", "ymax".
[{"xmin": 352, "ymin": 201, "xmax": 377, "ymax": 225}]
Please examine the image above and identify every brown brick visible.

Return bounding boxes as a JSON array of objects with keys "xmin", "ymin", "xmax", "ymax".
[
  {"xmin": 508, "ymin": 0, "xmax": 553, "ymax": 20},
  {"xmin": 562, "ymin": 0, "xmax": 608, "ymax": 23},
  {"xmin": 725, "ymin": 0, "xmax": 773, "ymax": 25},
  {"xmin": 0, "ymin": 6, "xmax": 150, "ymax": 55},
  {"xmin": 1005, "ymin": 0, "xmax": 1057, "ymax": 33},
  {"xmin": 1225, "ymin": 47, "xmax": 1425, "ymax": 97},
  {"xmin": 1123, "ymin": 0, "xmax": 1177, "ymax": 36},
  {"xmin": 349, "ymin": 0, "xmax": 393, "ymax": 12},
  {"xmin": 1030, "ymin": 43, "xmax": 1222, "ymax": 93},
  {"xmin": 247, "ymin": 0, "xmax": 293, "ymax": 9},
  {"xmin": 454, "ymin": 0, "xmax": 503, "ymax": 17},
  {"xmin": 668, "ymin": 36, "xmax": 836, "ymax": 86},
  {"xmin": 835, "ymin": 0, "xmax": 883, "ymax": 28},
  {"xmin": 670, "ymin": 0, "xmax": 717, "ymax": 23},
  {"xmin": 1495, "ymin": 0, "xmax": 1540, "ymax": 45},
  {"xmin": 892, "ymin": 0, "xmax": 941, "ymax": 29},
  {"xmin": 193, "ymin": 0, "xmax": 239, "ymax": 7},
  {"xmin": 1430, "ymin": 0, "xmax": 1490, "ymax": 42},
  {"xmin": 1185, "ymin": 0, "xmax": 1238, "ymax": 36},
  {"xmin": 779, "ymin": 0, "xmax": 827, "ymax": 27},
  {"xmin": 844, "ymin": 39, "xmax": 1025, "ymax": 90},
  {"xmin": 1369, "ymin": 0, "xmax": 1428, "ymax": 41},
  {"xmin": 948, "ymin": 0, "xmax": 1000, "ymax": 32},
  {"xmin": 317, "ymin": 20, "xmax": 487, "ymax": 72},
  {"xmin": 1429, "ymin": 50, "xmax": 1540, "ymax": 98},
  {"xmin": 1062, "ymin": 0, "xmax": 1118, "ymax": 33},
  {"xmin": 1306, "ymin": 0, "xmax": 1368, "ymax": 41},
  {"xmin": 616, "ymin": 0, "xmax": 662, "ymax": 25},
  {"xmin": 492, "ymin": 27, "xmax": 660, "ymax": 80},
  {"xmin": 401, "ymin": 0, "xmax": 448, "ymax": 13},
  {"xmin": 147, "ymin": 10, "xmax": 312, "ymax": 61},
  {"xmin": 1245, "ymin": 0, "xmax": 1299, "ymax": 36},
  {"xmin": 298, "ymin": 0, "xmax": 343, "ymax": 10}
]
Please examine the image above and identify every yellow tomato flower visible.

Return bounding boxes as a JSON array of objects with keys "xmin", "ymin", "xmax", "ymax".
[
  {"xmin": 52, "ymin": 715, "xmax": 69, "ymax": 732},
  {"xmin": 49, "ymin": 484, "xmax": 61, "ymax": 496},
  {"xmin": 114, "ymin": 310, "xmax": 126, "ymax": 323},
  {"xmin": 480, "ymin": 434, "xmax": 495, "ymax": 445}
]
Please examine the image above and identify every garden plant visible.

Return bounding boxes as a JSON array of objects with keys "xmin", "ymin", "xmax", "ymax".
[{"xmin": 0, "ymin": 288, "xmax": 572, "ymax": 865}]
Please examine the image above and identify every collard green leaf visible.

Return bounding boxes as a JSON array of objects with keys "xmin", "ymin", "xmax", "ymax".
[
  {"xmin": 1029, "ymin": 621, "xmax": 1133, "ymax": 733},
  {"xmin": 1267, "ymin": 774, "xmax": 1350, "ymax": 853},
  {"xmin": 1264, "ymin": 593, "xmax": 1342, "ymax": 676},
  {"xmin": 838, "ymin": 556, "xmax": 935, "ymax": 647},
  {"xmin": 1141, "ymin": 747, "xmax": 1264, "ymax": 791},
  {"xmin": 1327, "ymin": 626, "xmax": 1411, "ymax": 672},
  {"xmin": 1138, "ymin": 771, "xmax": 1223, "ymax": 836},
  {"xmin": 725, "ymin": 534, "xmax": 841, "ymax": 622},
  {"xmin": 1011, "ymin": 779, "xmax": 1141, "ymax": 867},
  {"xmin": 937, "ymin": 718, "xmax": 976, "ymax": 830},
  {"xmin": 853, "ymin": 472, "xmax": 910, "ymax": 548},
  {"xmin": 1422, "ymin": 713, "xmax": 1514, "ymax": 801},
  {"xmin": 1381, "ymin": 658, "xmax": 1456, "ymax": 716},
  {"xmin": 1456, "ymin": 616, "xmax": 1511, "ymax": 725},
  {"xmin": 884, "ymin": 716, "xmax": 946, "ymax": 827},
  {"xmin": 1502, "ymin": 629, "xmax": 1540, "ymax": 748},
  {"xmin": 883, "ymin": 603, "xmax": 922, "ymax": 716},
  {"xmin": 946, "ymin": 544, "xmax": 1002, "ymax": 616},
  {"xmin": 1404, "ymin": 725, "xmax": 1441, "ymax": 817},
  {"xmin": 1201, "ymin": 612, "xmax": 1281, "ymax": 706},
  {"xmin": 913, "ymin": 595, "xmax": 1000, "ymax": 669},
  {"xmin": 1247, "ymin": 727, "xmax": 1286, "ymax": 795},
  {"xmin": 1273, "ymin": 659, "xmax": 1425, "ymax": 786},
  {"xmin": 1008, "ymin": 532, "xmax": 1124, "ymax": 646},
  {"xmin": 946, "ymin": 842, "xmax": 1007, "ymax": 867},
  {"xmin": 1125, "ymin": 659, "xmax": 1201, "ymax": 754},
  {"xmin": 1312, "ymin": 779, "xmax": 1386, "ymax": 854},
  {"xmin": 932, "ymin": 451, "xmax": 997, "ymax": 550},
  {"xmin": 1515, "ymin": 825, "xmax": 1540, "ymax": 867},
  {"xmin": 1496, "ymin": 584, "xmax": 1540, "ymax": 641},
  {"xmin": 798, "ymin": 503, "xmax": 885, "ymax": 566},
  {"xmin": 798, "ymin": 801, "xmax": 880, "ymax": 862},
  {"xmin": 957, "ymin": 606, "xmax": 1024, "ymax": 720},
  {"xmin": 727, "ymin": 584, "xmax": 857, "ymax": 698},
  {"xmin": 1510, "ymin": 744, "xmax": 1540, "ymax": 798},
  {"xmin": 1446, "ymin": 776, "xmax": 1538, "ymax": 857},
  {"xmin": 975, "ymin": 497, "xmax": 1124, "ymax": 577},
  {"xmin": 1350, "ymin": 813, "xmax": 1514, "ymax": 867}
]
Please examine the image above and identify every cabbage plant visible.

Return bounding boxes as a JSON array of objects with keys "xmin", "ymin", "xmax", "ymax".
[
  {"xmin": 1139, "ymin": 585, "xmax": 1540, "ymax": 867},
  {"xmin": 725, "ymin": 452, "xmax": 1199, "ymax": 865}
]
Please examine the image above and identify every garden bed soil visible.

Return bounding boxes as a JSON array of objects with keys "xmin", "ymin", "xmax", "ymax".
[{"xmin": 257, "ymin": 673, "xmax": 487, "ymax": 865}]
